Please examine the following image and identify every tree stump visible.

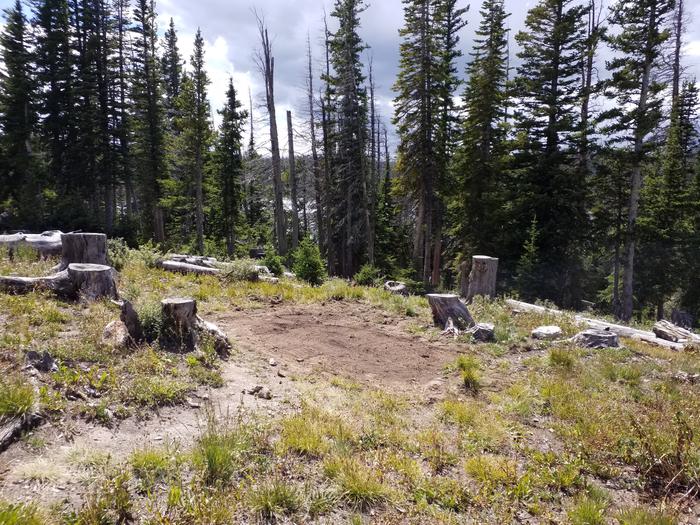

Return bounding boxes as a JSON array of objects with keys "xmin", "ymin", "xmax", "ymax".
[
  {"xmin": 427, "ymin": 294, "xmax": 475, "ymax": 330},
  {"xmin": 466, "ymin": 256, "xmax": 498, "ymax": 302},
  {"xmin": 57, "ymin": 233, "xmax": 108, "ymax": 271},
  {"xmin": 572, "ymin": 329, "xmax": 620, "ymax": 349},
  {"xmin": 67, "ymin": 263, "xmax": 118, "ymax": 301},
  {"xmin": 159, "ymin": 298, "xmax": 199, "ymax": 352},
  {"xmin": 384, "ymin": 281, "xmax": 408, "ymax": 296}
]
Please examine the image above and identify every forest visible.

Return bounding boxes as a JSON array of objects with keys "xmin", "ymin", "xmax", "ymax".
[{"xmin": 0, "ymin": 0, "xmax": 698, "ymax": 325}]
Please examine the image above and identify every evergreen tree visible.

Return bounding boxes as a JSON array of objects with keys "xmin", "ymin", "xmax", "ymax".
[
  {"xmin": 216, "ymin": 78, "xmax": 247, "ymax": 257},
  {"xmin": 161, "ymin": 18, "xmax": 182, "ymax": 112},
  {"xmin": 603, "ymin": 0, "xmax": 675, "ymax": 321},
  {"xmin": 452, "ymin": 0, "xmax": 509, "ymax": 258},
  {"xmin": 510, "ymin": 0, "xmax": 589, "ymax": 305},
  {"xmin": 131, "ymin": 0, "xmax": 166, "ymax": 242},
  {"xmin": 0, "ymin": 0, "xmax": 42, "ymax": 228}
]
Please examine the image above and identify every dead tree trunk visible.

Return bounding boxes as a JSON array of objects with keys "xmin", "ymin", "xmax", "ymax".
[
  {"xmin": 0, "ymin": 271, "xmax": 74, "ymax": 297},
  {"xmin": 287, "ymin": 110, "xmax": 300, "ymax": 250},
  {"xmin": 427, "ymin": 294, "xmax": 475, "ymax": 330},
  {"xmin": 466, "ymin": 256, "xmax": 499, "ymax": 302},
  {"xmin": 459, "ymin": 261, "xmax": 469, "ymax": 298},
  {"xmin": 0, "ymin": 231, "xmax": 63, "ymax": 259},
  {"xmin": 157, "ymin": 260, "xmax": 221, "ymax": 276},
  {"xmin": 58, "ymin": 233, "xmax": 108, "ymax": 271}
]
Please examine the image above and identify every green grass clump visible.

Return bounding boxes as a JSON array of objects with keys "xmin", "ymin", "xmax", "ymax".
[
  {"xmin": 0, "ymin": 376, "xmax": 34, "ymax": 420},
  {"xmin": 222, "ymin": 259, "xmax": 260, "ymax": 283},
  {"xmin": 0, "ymin": 502, "xmax": 44, "ymax": 525},
  {"xmin": 464, "ymin": 454, "xmax": 518, "ymax": 489},
  {"xmin": 127, "ymin": 376, "xmax": 190, "ymax": 407},
  {"xmin": 353, "ymin": 264, "xmax": 382, "ymax": 286},
  {"xmin": 325, "ymin": 456, "xmax": 389, "ymax": 509},
  {"xmin": 249, "ymin": 480, "xmax": 301, "ymax": 521},
  {"xmin": 567, "ymin": 489, "xmax": 609, "ymax": 525},
  {"xmin": 453, "ymin": 355, "xmax": 481, "ymax": 394},
  {"xmin": 616, "ymin": 507, "xmax": 676, "ymax": 525},
  {"xmin": 131, "ymin": 447, "xmax": 178, "ymax": 491}
]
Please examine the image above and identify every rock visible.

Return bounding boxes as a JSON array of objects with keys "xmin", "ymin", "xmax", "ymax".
[
  {"xmin": 470, "ymin": 323, "xmax": 495, "ymax": 343},
  {"xmin": 247, "ymin": 385, "xmax": 263, "ymax": 395},
  {"xmin": 532, "ymin": 326, "xmax": 563, "ymax": 340},
  {"xmin": 256, "ymin": 387, "xmax": 273, "ymax": 400},
  {"xmin": 269, "ymin": 358, "xmax": 277, "ymax": 367},
  {"xmin": 384, "ymin": 281, "xmax": 408, "ymax": 296},
  {"xmin": 102, "ymin": 320, "xmax": 130, "ymax": 349},
  {"xmin": 25, "ymin": 350, "xmax": 57, "ymax": 373},
  {"xmin": 572, "ymin": 329, "xmax": 620, "ymax": 349},
  {"xmin": 277, "ymin": 370, "xmax": 287, "ymax": 378},
  {"xmin": 283, "ymin": 272, "xmax": 295, "ymax": 279}
]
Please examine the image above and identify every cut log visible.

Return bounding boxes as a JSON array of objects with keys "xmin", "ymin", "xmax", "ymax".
[
  {"xmin": 157, "ymin": 259, "xmax": 222, "ymax": 276},
  {"xmin": 466, "ymin": 256, "xmax": 498, "ymax": 302},
  {"xmin": 0, "ymin": 270, "xmax": 74, "ymax": 297},
  {"xmin": 0, "ymin": 231, "xmax": 63, "ymax": 259},
  {"xmin": 67, "ymin": 263, "xmax": 118, "ymax": 301},
  {"xmin": 196, "ymin": 317, "xmax": 232, "ymax": 357},
  {"xmin": 384, "ymin": 281, "xmax": 408, "ymax": 296},
  {"xmin": 427, "ymin": 294, "xmax": 475, "ymax": 330},
  {"xmin": 56, "ymin": 233, "xmax": 108, "ymax": 271},
  {"xmin": 653, "ymin": 320, "xmax": 700, "ymax": 344},
  {"xmin": 505, "ymin": 299, "xmax": 687, "ymax": 351}
]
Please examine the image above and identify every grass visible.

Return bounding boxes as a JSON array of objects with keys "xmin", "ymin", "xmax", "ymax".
[
  {"xmin": 0, "ymin": 502, "xmax": 45, "ymax": 525},
  {"xmin": 0, "ymin": 375, "xmax": 34, "ymax": 419},
  {"xmin": 249, "ymin": 480, "xmax": 301, "ymax": 521},
  {"xmin": 325, "ymin": 456, "xmax": 390, "ymax": 509}
]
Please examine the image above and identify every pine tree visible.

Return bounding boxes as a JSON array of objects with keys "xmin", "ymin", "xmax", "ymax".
[
  {"xmin": 216, "ymin": 78, "xmax": 247, "ymax": 257},
  {"xmin": 161, "ymin": 18, "xmax": 182, "ymax": 112},
  {"xmin": 603, "ymin": 0, "xmax": 675, "ymax": 321},
  {"xmin": 0, "ymin": 0, "xmax": 42, "ymax": 228},
  {"xmin": 453, "ymin": 0, "xmax": 509, "ymax": 258},
  {"xmin": 131, "ymin": 0, "xmax": 166, "ymax": 242},
  {"xmin": 510, "ymin": 0, "xmax": 589, "ymax": 305},
  {"xmin": 327, "ymin": 0, "xmax": 372, "ymax": 276}
]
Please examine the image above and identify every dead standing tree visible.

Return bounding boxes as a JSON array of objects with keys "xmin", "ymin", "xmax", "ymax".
[
  {"xmin": 287, "ymin": 110, "xmax": 300, "ymax": 250},
  {"xmin": 255, "ymin": 13, "xmax": 287, "ymax": 256}
]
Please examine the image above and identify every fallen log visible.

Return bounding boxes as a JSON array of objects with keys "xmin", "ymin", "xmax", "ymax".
[
  {"xmin": 428, "ymin": 294, "xmax": 475, "ymax": 331},
  {"xmin": 0, "ymin": 263, "xmax": 117, "ymax": 301},
  {"xmin": 505, "ymin": 299, "xmax": 687, "ymax": 351},
  {"xmin": 157, "ymin": 259, "xmax": 221, "ymax": 276},
  {"xmin": 0, "ymin": 413, "xmax": 43, "ymax": 453},
  {"xmin": 653, "ymin": 320, "xmax": 700, "ymax": 344},
  {"xmin": 0, "ymin": 231, "xmax": 63, "ymax": 259}
]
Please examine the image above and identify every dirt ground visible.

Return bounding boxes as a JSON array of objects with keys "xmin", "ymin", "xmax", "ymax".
[{"xmin": 0, "ymin": 301, "xmax": 458, "ymax": 508}]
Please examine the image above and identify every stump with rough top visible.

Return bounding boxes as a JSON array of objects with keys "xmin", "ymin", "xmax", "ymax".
[
  {"xmin": 159, "ymin": 298, "xmax": 199, "ymax": 352},
  {"xmin": 427, "ymin": 294, "xmax": 475, "ymax": 331},
  {"xmin": 465, "ymin": 256, "xmax": 498, "ymax": 302},
  {"xmin": 57, "ymin": 233, "xmax": 108, "ymax": 271},
  {"xmin": 68, "ymin": 263, "xmax": 118, "ymax": 301}
]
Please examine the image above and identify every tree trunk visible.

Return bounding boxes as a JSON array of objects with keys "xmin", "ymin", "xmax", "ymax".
[
  {"xmin": 157, "ymin": 259, "xmax": 221, "ymax": 276},
  {"xmin": 0, "ymin": 231, "xmax": 63, "ymax": 259},
  {"xmin": 58, "ymin": 233, "xmax": 108, "ymax": 271},
  {"xmin": 159, "ymin": 297, "xmax": 198, "ymax": 352},
  {"xmin": 466, "ymin": 256, "xmax": 499, "ymax": 302},
  {"xmin": 67, "ymin": 263, "xmax": 118, "ymax": 301},
  {"xmin": 287, "ymin": 110, "xmax": 300, "ymax": 249},
  {"xmin": 427, "ymin": 294, "xmax": 475, "ymax": 330},
  {"xmin": 0, "ymin": 271, "xmax": 74, "ymax": 297},
  {"xmin": 459, "ymin": 261, "xmax": 469, "ymax": 298},
  {"xmin": 307, "ymin": 36, "xmax": 325, "ymax": 252}
]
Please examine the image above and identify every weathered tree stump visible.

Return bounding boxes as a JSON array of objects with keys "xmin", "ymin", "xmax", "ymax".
[
  {"xmin": 0, "ymin": 231, "xmax": 63, "ymax": 260},
  {"xmin": 68, "ymin": 263, "xmax": 118, "ymax": 301},
  {"xmin": 470, "ymin": 323, "xmax": 496, "ymax": 342},
  {"xmin": 384, "ymin": 281, "xmax": 408, "ymax": 296},
  {"xmin": 157, "ymin": 297, "xmax": 231, "ymax": 355},
  {"xmin": 159, "ymin": 298, "xmax": 199, "ymax": 352},
  {"xmin": 466, "ymin": 256, "xmax": 498, "ymax": 302},
  {"xmin": 57, "ymin": 233, "xmax": 108, "ymax": 271},
  {"xmin": 572, "ymin": 329, "xmax": 620, "ymax": 349},
  {"xmin": 427, "ymin": 294, "xmax": 475, "ymax": 330}
]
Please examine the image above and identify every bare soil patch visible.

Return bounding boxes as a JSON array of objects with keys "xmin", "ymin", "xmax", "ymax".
[{"xmin": 215, "ymin": 301, "xmax": 459, "ymax": 390}]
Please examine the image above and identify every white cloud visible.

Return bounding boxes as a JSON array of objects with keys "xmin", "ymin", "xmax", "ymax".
[{"xmin": 685, "ymin": 40, "xmax": 700, "ymax": 57}]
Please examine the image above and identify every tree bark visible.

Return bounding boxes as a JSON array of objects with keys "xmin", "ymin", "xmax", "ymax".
[
  {"xmin": 159, "ymin": 297, "xmax": 199, "ymax": 352},
  {"xmin": 287, "ymin": 110, "xmax": 300, "ymax": 250},
  {"xmin": 427, "ymin": 294, "xmax": 475, "ymax": 330},
  {"xmin": 466, "ymin": 256, "xmax": 499, "ymax": 302},
  {"xmin": 0, "ymin": 231, "xmax": 63, "ymax": 259},
  {"xmin": 58, "ymin": 233, "xmax": 108, "ymax": 271},
  {"xmin": 157, "ymin": 259, "xmax": 221, "ymax": 276},
  {"xmin": 67, "ymin": 263, "xmax": 118, "ymax": 301},
  {"xmin": 306, "ymin": 35, "xmax": 325, "ymax": 252}
]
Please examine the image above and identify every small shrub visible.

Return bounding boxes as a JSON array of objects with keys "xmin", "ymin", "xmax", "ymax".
[
  {"xmin": 107, "ymin": 237, "xmax": 130, "ymax": 271},
  {"xmin": 327, "ymin": 456, "xmax": 389, "ymax": 509},
  {"xmin": 568, "ymin": 493, "xmax": 608, "ymax": 525},
  {"xmin": 249, "ymin": 480, "xmax": 301, "ymax": 521},
  {"xmin": 353, "ymin": 264, "xmax": 382, "ymax": 286},
  {"xmin": 0, "ymin": 376, "xmax": 34, "ymax": 420},
  {"xmin": 292, "ymin": 238, "xmax": 326, "ymax": 286},
  {"xmin": 223, "ymin": 259, "xmax": 259, "ymax": 282},
  {"xmin": 137, "ymin": 301, "xmax": 163, "ymax": 342},
  {"xmin": 128, "ymin": 376, "xmax": 189, "ymax": 407},
  {"xmin": 0, "ymin": 502, "xmax": 44, "ymax": 525},
  {"xmin": 549, "ymin": 348, "xmax": 575, "ymax": 369},
  {"xmin": 131, "ymin": 447, "xmax": 176, "ymax": 491},
  {"xmin": 453, "ymin": 355, "xmax": 481, "ymax": 394},
  {"xmin": 264, "ymin": 248, "xmax": 284, "ymax": 277},
  {"xmin": 132, "ymin": 241, "xmax": 161, "ymax": 268},
  {"xmin": 616, "ymin": 507, "xmax": 675, "ymax": 525}
]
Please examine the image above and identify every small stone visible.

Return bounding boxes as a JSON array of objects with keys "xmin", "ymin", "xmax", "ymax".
[
  {"xmin": 470, "ymin": 323, "xmax": 496, "ymax": 343},
  {"xmin": 277, "ymin": 370, "xmax": 286, "ymax": 378},
  {"xmin": 248, "ymin": 385, "xmax": 263, "ymax": 395},
  {"xmin": 25, "ymin": 350, "xmax": 57, "ymax": 373},
  {"xmin": 572, "ymin": 329, "xmax": 620, "ymax": 349},
  {"xmin": 186, "ymin": 398, "xmax": 202, "ymax": 409},
  {"xmin": 296, "ymin": 357, "xmax": 305, "ymax": 363},
  {"xmin": 269, "ymin": 358, "xmax": 277, "ymax": 367},
  {"xmin": 532, "ymin": 326, "xmax": 563, "ymax": 340},
  {"xmin": 256, "ymin": 387, "xmax": 273, "ymax": 400},
  {"xmin": 102, "ymin": 320, "xmax": 130, "ymax": 349}
]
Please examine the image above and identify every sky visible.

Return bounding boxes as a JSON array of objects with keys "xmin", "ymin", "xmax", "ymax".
[{"xmin": 2, "ymin": 0, "xmax": 700, "ymax": 155}]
